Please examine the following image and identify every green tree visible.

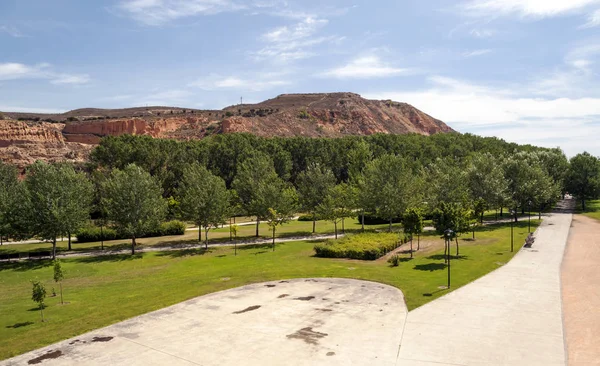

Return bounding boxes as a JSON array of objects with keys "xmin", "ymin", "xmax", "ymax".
[
  {"xmin": 177, "ymin": 164, "xmax": 231, "ymax": 248},
  {"xmin": 102, "ymin": 164, "xmax": 167, "ymax": 254},
  {"xmin": 403, "ymin": 207, "xmax": 424, "ymax": 256},
  {"xmin": 317, "ymin": 184, "xmax": 355, "ymax": 239},
  {"xmin": 232, "ymin": 153, "xmax": 281, "ymax": 237},
  {"xmin": 53, "ymin": 260, "xmax": 64, "ymax": 305},
  {"xmin": 31, "ymin": 280, "xmax": 47, "ymax": 322},
  {"xmin": 362, "ymin": 155, "xmax": 419, "ymax": 232},
  {"xmin": 265, "ymin": 187, "xmax": 298, "ymax": 251},
  {"xmin": 0, "ymin": 162, "xmax": 19, "ymax": 245},
  {"xmin": 467, "ymin": 153, "xmax": 509, "ymax": 220},
  {"xmin": 566, "ymin": 152, "xmax": 600, "ymax": 211},
  {"xmin": 426, "ymin": 158, "xmax": 470, "ymax": 210},
  {"xmin": 432, "ymin": 202, "xmax": 471, "ymax": 256},
  {"xmin": 230, "ymin": 224, "xmax": 239, "ymax": 255},
  {"xmin": 25, "ymin": 162, "xmax": 93, "ymax": 258},
  {"xmin": 296, "ymin": 163, "xmax": 336, "ymax": 233}
]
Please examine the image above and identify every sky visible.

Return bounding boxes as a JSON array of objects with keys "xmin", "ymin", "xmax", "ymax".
[{"xmin": 1, "ymin": 0, "xmax": 599, "ymax": 157}]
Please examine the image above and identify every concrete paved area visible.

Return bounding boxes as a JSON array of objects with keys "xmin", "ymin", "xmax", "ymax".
[
  {"xmin": 562, "ymin": 214, "xmax": 600, "ymax": 365},
  {"xmin": 396, "ymin": 201, "xmax": 573, "ymax": 366},
  {"xmin": 1, "ymin": 279, "xmax": 407, "ymax": 366}
]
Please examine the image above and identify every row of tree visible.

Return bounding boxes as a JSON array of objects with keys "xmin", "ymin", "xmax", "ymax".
[{"xmin": 1, "ymin": 143, "xmax": 586, "ymax": 259}]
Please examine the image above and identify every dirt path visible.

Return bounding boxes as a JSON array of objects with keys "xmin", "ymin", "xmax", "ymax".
[{"xmin": 562, "ymin": 214, "xmax": 600, "ymax": 365}]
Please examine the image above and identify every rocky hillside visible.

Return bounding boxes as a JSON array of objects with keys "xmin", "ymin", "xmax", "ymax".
[{"xmin": 0, "ymin": 93, "xmax": 454, "ymax": 168}]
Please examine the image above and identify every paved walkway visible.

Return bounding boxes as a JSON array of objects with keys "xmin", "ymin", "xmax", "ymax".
[
  {"xmin": 562, "ymin": 214, "xmax": 600, "ymax": 365},
  {"xmin": 396, "ymin": 200, "xmax": 573, "ymax": 365}
]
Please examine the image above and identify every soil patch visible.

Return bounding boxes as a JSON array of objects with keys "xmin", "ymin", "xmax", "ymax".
[
  {"xmin": 294, "ymin": 296, "xmax": 315, "ymax": 301},
  {"xmin": 233, "ymin": 305, "xmax": 261, "ymax": 314},
  {"xmin": 91, "ymin": 336, "xmax": 113, "ymax": 343},
  {"xmin": 286, "ymin": 327, "xmax": 328, "ymax": 345},
  {"xmin": 28, "ymin": 350, "xmax": 63, "ymax": 364}
]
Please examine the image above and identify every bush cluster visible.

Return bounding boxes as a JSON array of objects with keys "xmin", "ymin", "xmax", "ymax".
[
  {"xmin": 314, "ymin": 232, "xmax": 405, "ymax": 260},
  {"xmin": 297, "ymin": 214, "xmax": 319, "ymax": 221},
  {"xmin": 76, "ymin": 220, "xmax": 186, "ymax": 243}
]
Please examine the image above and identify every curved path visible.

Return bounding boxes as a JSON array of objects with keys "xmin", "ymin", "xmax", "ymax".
[
  {"xmin": 1, "ymin": 279, "xmax": 407, "ymax": 366},
  {"xmin": 396, "ymin": 201, "xmax": 573, "ymax": 365},
  {"xmin": 562, "ymin": 214, "xmax": 600, "ymax": 365}
]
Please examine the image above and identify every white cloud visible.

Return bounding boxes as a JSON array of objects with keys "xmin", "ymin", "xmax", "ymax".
[
  {"xmin": 582, "ymin": 8, "xmax": 600, "ymax": 27},
  {"xmin": 462, "ymin": 49, "xmax": 493, "ymax": 58},
  {"xmin": 364, "ymin": 76, "xmax": 600, "ymax": 156},
  {"xmin": 321, "ymin": 55, "xmax": 413, "ymax": 79},
  {"xmin": 0, "ymin": 25, "xmax": 25, "ymax": 38},
  {"xmin": 469, "ymin": 28, "xmax": 496, "ymax": 38},
  {"xmin": 117, "ymin": 0, "xmax": 279, "ymax": 25},
  {"xmin": 135, "ymin": 89, "xmax": 193, "ymax": 106},
  {"xmin": 0, "ymin": 62, "xmax": 91, "ymax": 85},
  {"xmin": 463, "ymin": 0, "xmax": 600, "ymax": 18},
  {"xmin": 0, "ymin": 105, "xmax": 65, "ymax": 114},
  {"xmin": 190, "ymin": 73, "xmax": 290, "ymax": 91},
  {"xmin": 50, "ymin": 74, "xmax": 91, "ymax": 85},
  {"xmin": 254, "ymin": 16, "xmax": 339, "ymax": 63}
]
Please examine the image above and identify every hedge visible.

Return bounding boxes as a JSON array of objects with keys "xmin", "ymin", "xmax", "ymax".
[
  {"xmin": 76, "ymin": 220, "xmax": 187, "ymax": 243},
  {"xmin": 314, "ymin": 232, "xmax": 410, "ymax": 260}
]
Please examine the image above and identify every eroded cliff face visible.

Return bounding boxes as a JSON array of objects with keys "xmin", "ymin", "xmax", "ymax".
[
  {"xmin": 0, "ymin": 92, "xmax": 454, "ymax": 167},
  {"xmin": 0, "ymin": 120, "xmax": 92, "ymax": 169}
]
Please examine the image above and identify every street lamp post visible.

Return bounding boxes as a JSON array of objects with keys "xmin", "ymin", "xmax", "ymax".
[
  {"xmin": 528, "ymin": 200, "xmax": 532, "ymax": 233},
  {"xmin": 510, "ymin": 209, "xmax": 515, "ymax": 252},
  {"xmin": 444, "ymin": 229, "xmax": 454, "ymax": 289}
]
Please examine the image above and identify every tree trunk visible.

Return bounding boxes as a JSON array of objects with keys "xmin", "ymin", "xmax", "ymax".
[
  {"xmin": 40, "ymin": 306, "xmax": 44, "ymax": 322},
  {"xmin": 100, "ymin": 224, "xmax": 104, "ymax": 250},
  {"xmin": 334, "ymin": 222, "xmax": 338, "ymax": 239},
  {"xmin": 455, "ymin": 237, "xmax": 459, "ymax": 256},
  {"xmin": 539, "ymin": 205, "xmax": 542, "ymax": 220},
  {"xmin": 473, "ymin": 229, "xmax": 475, "ymax": 240},
  {"xmin": 52, "ymin": 237, "xmax": 57, "ymax": 260},
  {"xmin": 500, "ymin": 207, "xmax": 503, "ymax": 217},
  {"xmin": 131, "ymin": 236, "xmax": 136, "ymax": 255},
  {"xmin": 480, "ymin": 211, "xmax": 484, "ymax": 224},
  {"xmin": 389, "ymin": 218, "xmax": 393, "ymax": 233},
  {"xmin": 361, "ymin": 211, "xmax": 365, "ymax": 232},
  {"xmin": 59, "ymin": 282, "xmax": 63, "ymax": 305},
  {"xmin": 205, "ymin": 228, "xmax": 209, "ymax": 249},
  {"xmin": 582, "ymin": 199, "xmax": 586, "ymax": 211},
  {"xmin": 410, "ymin": 237, "xmax": 413, "ymax": 259},
  {"xmin": 272, "ymin": 227, "xmax": 276, "ymax": 251},
  {"xmin": 312, "ymin": 217, "xmax": 316, "ymax": 234},
  {"xmin": 0, "ymin": 235, "xmax": 3, "ymax": 246},
  {"xmin": 230, "ymin": 218, "xmax": 233, "ymax": 240},
  {"xmin": 417, "ymin": 234, "xmax": 420, "ymax": 251},
  {"xmin": 256, "ymin": 218, "xmax": 260, "ymax": 237},
  {"xmin": 521, "ymin": 207, "xmax": 525, "ymax": 215},
  {"xmin": 342, "ymin": 218, "xmax": 345, "ymax": 234}
]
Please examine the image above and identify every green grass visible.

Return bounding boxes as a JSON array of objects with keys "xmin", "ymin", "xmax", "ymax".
[
  {"xmin": 577, "ymin": 199, "xmax": 600, "ymax": 220},
  {"xmin": 314, "ymin": 232, "xmax": 404, "ymax": 260},
  {"xmin": 0, "ymin": 219, "xmax": 396, "ymax": 255},
  {"xmin": 0, "ymin": 219, "xmax": 538, "ymax": 360}
]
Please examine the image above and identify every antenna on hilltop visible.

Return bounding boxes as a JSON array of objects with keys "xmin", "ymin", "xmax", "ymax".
[{"xmin": 240, "ymin": 96, "xmax": 243, "ymax": 105}]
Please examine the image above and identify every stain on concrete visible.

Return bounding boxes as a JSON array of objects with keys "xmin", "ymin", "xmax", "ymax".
[
  {"xmin": 92, "ymin": 336, "xmax": 114, "ymax": 343},
  {"xmin": 305, "ymin": 279, "xmax": 318, "ymax": 282},
  {"xmin": 279, "ymin": 280, "xmax": 289, "ymax": 283},
  {"xmin": 294, "ymin": 296, "xmax": 315, "ymax": 301},
  {"xmin": 68, "ymin": 340, "xmax": 81, "ymax": 345},
  {"xmin": 265, "ymin": 284, "xmax": 276, "ymax": 288},
  {"xmin": 28, "ymin": 350, "xmax": 63, "ymax": 364},
  {"xmin": 233, "ymin": 305, "xmax": 261, "ymax": 314},
  {"xmin": 316, "ymin": 308, "xmax": 332, "ymax": 312},
  {"xmin": 120, "ymin": 333, "xmax": 140, "ymax": 339},
  {"xmin": 278, "ymin": 294, "xmax": 289, "ymax": 298},
  {"xmin": 327, "ymin": 352, "xmax": 336, "ymax": 356},
  {"xmin": 286, "ymin": 327, "xmax": 328, "ymax": 345}
]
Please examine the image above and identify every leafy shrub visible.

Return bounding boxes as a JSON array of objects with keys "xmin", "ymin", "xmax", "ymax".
[
  {"xmin": 361, "ymin": 214, "xmax": 402, "ymax": 225},
  {"xmin": 225, "ymin": 111, "xmax": 234, "ymax": 117},
  {"xmin": 76, "ymin": 226, "xmax": 119, "ymax": 243},
  {"xmin": 298, "ymin": 109, "xmax": 310, "ymax": 119},
  {"xmin": 314, "ymin": 233, "xmax": 401, "ymax": 260},
  {"xmin": 388, "ymin": 254, "xmax": 401, "ymax": 267},
  {"xmin": 298, "ymin": 214, "xmax": 319, "ymax": 221},
  {"xmin": 76, "ymin": 220, "xmax": 186, "ymax": 243}
]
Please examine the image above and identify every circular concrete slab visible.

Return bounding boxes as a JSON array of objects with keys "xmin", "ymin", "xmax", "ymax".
[{"xmin": 3, "ymin": 278, "xmax": 407, "ymax": 366}]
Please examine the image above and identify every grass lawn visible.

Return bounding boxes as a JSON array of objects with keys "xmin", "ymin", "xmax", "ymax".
[
  {"xmin": 0, "ymin": 219, "xmax": 397, "ymax": 255},
  {"xmin": 0, "ymin": 219, "xmax": 538, "ymax": 360},
  {"xmin": 577, "ymin": 199, "xmax": 600, "ymax": 220}
]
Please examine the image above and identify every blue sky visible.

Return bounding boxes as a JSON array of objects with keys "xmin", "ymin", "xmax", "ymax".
[{"xmin": 1, "ymin": 0, "xmax": 599, "ymax": 156}]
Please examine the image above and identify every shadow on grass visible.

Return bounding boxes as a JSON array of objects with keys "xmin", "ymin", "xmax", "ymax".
[
  {"xmin": 6, "ymin": 321, "xmax": 34, "ymax": 329},
  {"xmin": 413, "ymin": 263, "xmax": 447, "ymax": 271},
  {"xmin": 72, "ymin": 253, "xmax": 144, "ymax": 264},
  {"xmin": 156, "ymin": 248, "xmax": 212, "ymax": 258},
  {"xmin": 0, "ymin": 259, "xmax": 53, "ymax": 272},
  {"xmin": 426, "ymin": 254, "xmax": 469, "ymax": 261},
  {"xmin": 422, "ymin": 288, "xmax": 448, "ymax": 297}
]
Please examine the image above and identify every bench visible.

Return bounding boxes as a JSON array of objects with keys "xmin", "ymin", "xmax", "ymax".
[{"xmin": 524, "ymin": 233, "xmax": 535, "ymax": 248}]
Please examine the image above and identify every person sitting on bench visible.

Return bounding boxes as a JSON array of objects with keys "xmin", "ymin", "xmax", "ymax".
[{"xmin": 525, "ymin": 233, "xmax": 535, "ymax": 247}]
